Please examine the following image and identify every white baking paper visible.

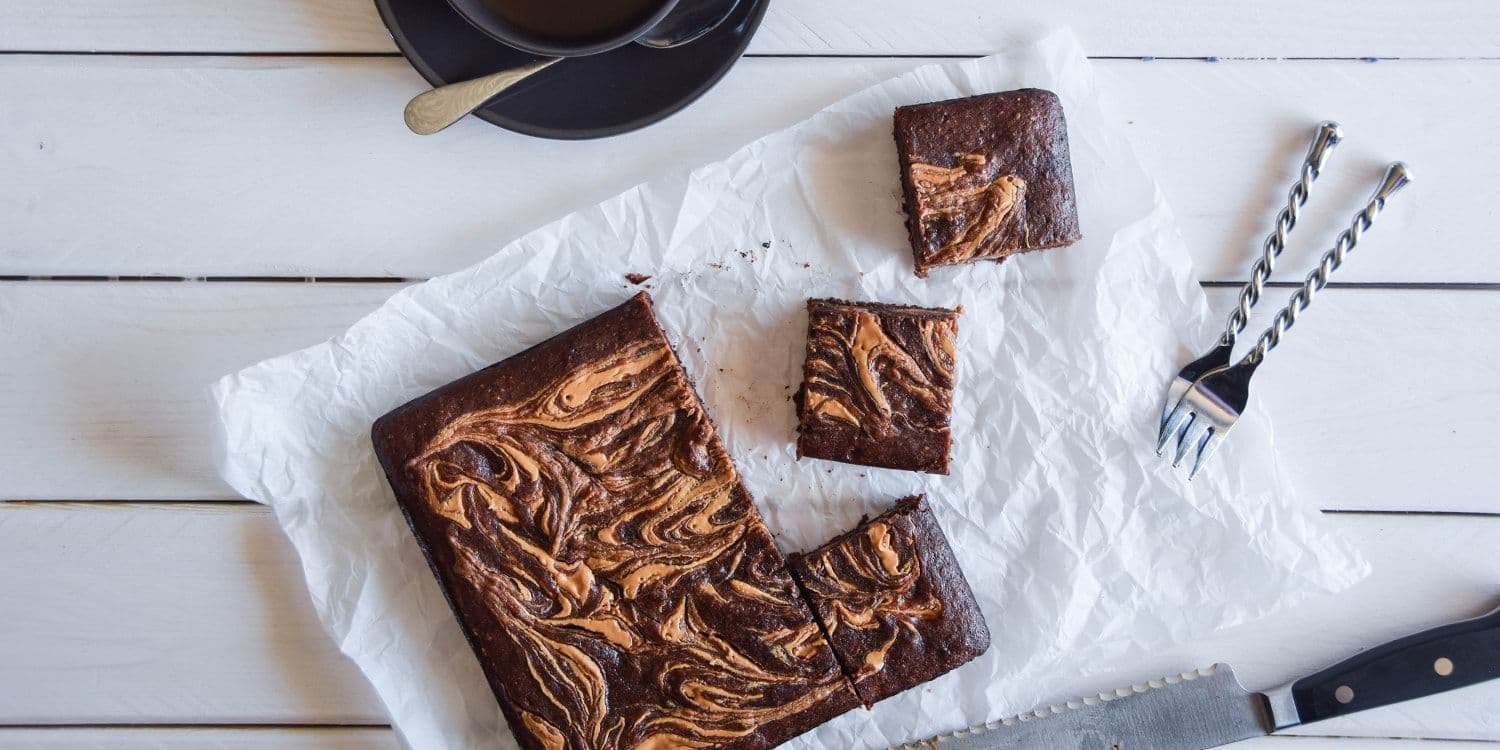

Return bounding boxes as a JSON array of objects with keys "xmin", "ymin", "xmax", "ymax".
[{"xmin": 213, "ymin": 31, "xmax": 1367, "ymax": 750}]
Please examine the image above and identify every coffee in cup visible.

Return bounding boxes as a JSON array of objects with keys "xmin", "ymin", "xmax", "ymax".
[{"xmin": 447, "ymin": 0, "xmax": 681, "ymax": 56}]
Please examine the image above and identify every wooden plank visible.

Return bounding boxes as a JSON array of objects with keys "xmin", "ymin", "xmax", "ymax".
[
  {"xmin": 1, "ymin": 55, "xmax": 1489, "ymax": 281},
  {"xmin": 0, "ymin": 727, "xmax": 400, "ymax": 749},
  {"xmin": 0, "ymin": 503, "xmax": 383, "ymax": 724},
  {"xmin": 0, "ymin": 283, "xmax": 404, "ymax": 500},
  {"xmin": 0, "ymin": 728, "xmax": 1488, "ymax": 750},
  {"xmin": 2, "ymin": 502, "xmax": 1498, "ymax": 737},
  {"xmin": 2, "ymin": 0, "xmax": 1498, "ymax": 57},
  {"xmin": 0, "ymin": 56, "xmax": 912, "ymax": 279},
  {"xmin": 1, "ymin": 282, "xmax": 1495, "ymax": 510}
]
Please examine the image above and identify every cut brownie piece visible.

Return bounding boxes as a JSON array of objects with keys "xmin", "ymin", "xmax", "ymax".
[
  {"xmin": 789, "ymin": 496, "xmax": 990, "ymax": 707},
  {"xmin": 895, "ymin": 88, "xmax": 1082, "ymax": 277},
  {"xmin": 796, "ymin": 298, "xmax": 959, "ymax": 474},
  {"xmin": 372, "ymin": 292, "xmax": 860, "ymax": 750}
]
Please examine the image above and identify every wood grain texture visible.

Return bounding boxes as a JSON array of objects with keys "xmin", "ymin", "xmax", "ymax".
[
  {"xmin": 0, "ymin": 503, "xmax": 383, "ymax": 724},
  {"xmin": 0, "ymin": 282, "xmax": 404, "ymax": 500},
  {"xmin": 0, "ymin": 56, "xmax": 911, "ymax": 279},
  {"xmin": 1, "ymin": 283, "xmax": 1492, "ymax": 510},
  {"xmin": 0, "ymin": 728, "xmax": 1488, "ymax": 749},
  {"xmin": 0, "ymin": 727, "xmax": 399, "ymax": 749},
  {"xmin": 2, "ymin": 502, "xmax": 1498, "ymax": 737},
  {"xmin": 2, "ymin": 56, "xmax": 1490, "ymax": 280},
  {"xmin": 2, "ymin": 0, "xmax": 1498, "ymax": 57}
]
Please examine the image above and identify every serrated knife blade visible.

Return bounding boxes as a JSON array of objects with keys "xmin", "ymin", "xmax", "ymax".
[
  {"xmin": 898, "ymin": 602, "xmax": 1500, "ymax": 750},
  {"xmin": 902, "ymin": 665, "xmax": 1270, "ymax": 750}
]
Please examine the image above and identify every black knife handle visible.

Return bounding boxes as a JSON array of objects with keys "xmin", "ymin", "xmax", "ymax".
[{"xmin": 1292, "ymin": 602, "xmax": 1500, "ymax": 723}]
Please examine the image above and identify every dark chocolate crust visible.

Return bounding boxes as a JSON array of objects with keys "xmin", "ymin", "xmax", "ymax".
[
  {"xmin": 372, "ymin": 292, "xmax": 859, "ymax": 750},
  {"xmin": 894, "ymin": 89, "xmax": 1082, "ymax": 277},
  {"xmin": 795, "ymin": 298, "xmax": 958, "ymax": 474},
  {"xmin": 789, "ymin": 496, "xmax": 990, "ymax": 707}
]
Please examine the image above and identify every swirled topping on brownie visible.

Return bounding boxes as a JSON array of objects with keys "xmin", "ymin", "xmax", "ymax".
[
  {"xmin": 373, "ymin": 293, "xmax": 859, "ymax": 750},
  {"xmin": 796, "ymin": 298, "xmax": 959, "ymax": 474},
  {"xmin": 790, "ymin": 496, "xmax": 990, "ymax": 707},
  {"xmin": 895, "ymin": 89, "xmax": 1082, "ymax": 277}
]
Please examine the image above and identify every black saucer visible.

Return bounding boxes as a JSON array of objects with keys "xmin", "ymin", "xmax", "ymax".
[{"xmin": 374, "ymin": 0, "xmax": 770, "ymax": 140}]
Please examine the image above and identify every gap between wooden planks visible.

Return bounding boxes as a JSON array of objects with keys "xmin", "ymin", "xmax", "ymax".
[
  {"xmin": 2, "ymin": 55, "xmax": 1495, "ymax": 280},
  {"xmin": 2, "ymin": 0, "xmax": 1499, "ymax": 57},
  {"xmin": 1, "ymin": 502, "xmax": 1497, "ymax": 738},
  {"xmin": 0, "ymin": 282, "xmax": 1494, "ymax": 511}
]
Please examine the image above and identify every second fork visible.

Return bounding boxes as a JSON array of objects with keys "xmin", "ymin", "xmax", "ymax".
[{"xmin": 1156, "ymin": 122, "xmax": 1344, "ymax": 449}]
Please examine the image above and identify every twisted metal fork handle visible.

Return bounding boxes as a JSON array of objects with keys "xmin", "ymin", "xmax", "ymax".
[
  {"xmin": 1243, "ymin": 162, "xmax": 1413, "ymax": 364},
  {"xmin": 1218, "ymin": 121, "xmax": 1344, "ymax": 346}
]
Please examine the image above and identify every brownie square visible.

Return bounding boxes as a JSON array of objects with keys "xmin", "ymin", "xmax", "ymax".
[
  {"xmin": 795, "ymin": 298, "xmax": 959, "ymax": 474},
  {"xmin": 373, "ymin": 292, "xmax": 859, "ymax": 750},
  {"xmin": 895, "ymin": 88, "xmax": 1082, "ymax": 277},
  {"xmin": 789, "ymin": 496, "xmax": 991, "ymax": 707}
]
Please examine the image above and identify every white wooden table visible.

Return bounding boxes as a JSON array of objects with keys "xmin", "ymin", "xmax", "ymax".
[{"xmin": 4, "ymin": 2, "xmax": 1499, "ymax": 747}]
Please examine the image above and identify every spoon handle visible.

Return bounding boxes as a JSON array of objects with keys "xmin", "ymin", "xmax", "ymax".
[{"xmin": 403, "ymin": 58, "xmax": 559, "ymax": 135}]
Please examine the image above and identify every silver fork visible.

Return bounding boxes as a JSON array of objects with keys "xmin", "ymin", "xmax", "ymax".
[
  {"xmin": 1162, "ymin": 161, "xmax": 1412, "ymax": 479},
  {"xmin": 1156, "ymin": 122, "xmax": 1344, "ymax": 449}
]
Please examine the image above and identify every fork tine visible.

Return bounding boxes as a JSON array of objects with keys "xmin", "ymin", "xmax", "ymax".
[
  {"xmin": 1157, "ymin": 376, "xmax": 1193, "ymax": 446},
  {"xmin": 1156, "ymin": 401, "xmax": 1194, "ymax": 455},
  {"xmin": 1187, "ymin": 428, "xmax": 1226, "ymax": 480},
  {"xmin": 1172, "ymin": 418, "xmax": 1210, "ymax": 468}
]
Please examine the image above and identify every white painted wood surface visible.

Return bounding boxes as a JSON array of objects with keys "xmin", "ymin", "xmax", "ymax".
[
  {"xmin": 2, "ymin": 284, "xmax": 1494, "ymax": 510},
  {"xmin": 4, "ymin": 503, "xmax": 1500, "ymax": 740},
  {"xmin": 4, "ymin": 55, "xmax": 1495, "ymax": 281},
  {"xmin": 0, "ymin": 729, "xmax": 1486, "ymax": 750},
  {"xmin": 3, "ymin": 0, "xmax": 1499, "ymax": 57},
  {"xmin": 0, "ymin": 727, "xmax": 403, "ymax": 750},
  {"xmin": 4, "ymin": 0, "xmax": 1498, "ymax": 746}
]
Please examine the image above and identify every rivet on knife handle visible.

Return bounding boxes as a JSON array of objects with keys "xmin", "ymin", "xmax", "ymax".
[{"xmin": 1280, "ymin": 601, "xmax": 1500, "ymax": 726}]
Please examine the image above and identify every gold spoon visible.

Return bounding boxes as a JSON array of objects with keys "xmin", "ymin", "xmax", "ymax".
[
  {"xmin": 403, "ymin": 58, "xmax": 560, "ymax": 135},
  {"xmin": 401, "ymin": 0, "xmax": 739, "ymax": 135}
]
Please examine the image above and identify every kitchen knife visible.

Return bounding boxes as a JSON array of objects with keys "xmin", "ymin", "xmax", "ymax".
[{"xmin": 902, "ymin": 602, "xmax": 1500, "ymax": 749}]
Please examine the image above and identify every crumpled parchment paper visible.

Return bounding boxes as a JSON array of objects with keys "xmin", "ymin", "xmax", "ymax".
[{"xmin": 213, "ymin": 30, "xmax": 1367, "ymax": 750}]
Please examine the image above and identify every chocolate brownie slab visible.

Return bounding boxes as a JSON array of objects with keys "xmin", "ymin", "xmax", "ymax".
[
  {"xmin": 790, "ymin": 496, "xmax": 990, "ymax": 707},
  {"xmin": 373, "ymin": 293, "xmax": 859, "ymax": 750},
  {"xmin": 796, "ymin": 298, "xmax": 959, "ymax": 474},
  {"xmin": 895, "ymin": 89, "xmax": 1082, "ymax": 276}
]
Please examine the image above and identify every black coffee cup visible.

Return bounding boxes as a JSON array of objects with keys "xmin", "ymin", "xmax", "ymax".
[{"xmin": 445, "ymin": 0, "xmax": 684, "ymax": 57}]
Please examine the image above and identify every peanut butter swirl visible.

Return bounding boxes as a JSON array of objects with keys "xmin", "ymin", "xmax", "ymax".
[
  {"xmin": 798, "ymin": 299, "xmax": 957, "ymax": 474},
  {"xmin": 909, "ymin": 153, "xmax": 1029, "ymax": 269},
  {"xmin": 790, "ymin": 496, "xmax": 990, "ymax": 707},
  {"xmin": 396, "ymin": 300, "xmax": 855, "ymax": 750},
  {"xmin": 793, "ymin": 513, "xmax": 941, "ymax": 685}
]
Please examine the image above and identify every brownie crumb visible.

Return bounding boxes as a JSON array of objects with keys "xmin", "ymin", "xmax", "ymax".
[{"xmin": 624, "ymin": 273, "xmax": 651, "ymax": 285}]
